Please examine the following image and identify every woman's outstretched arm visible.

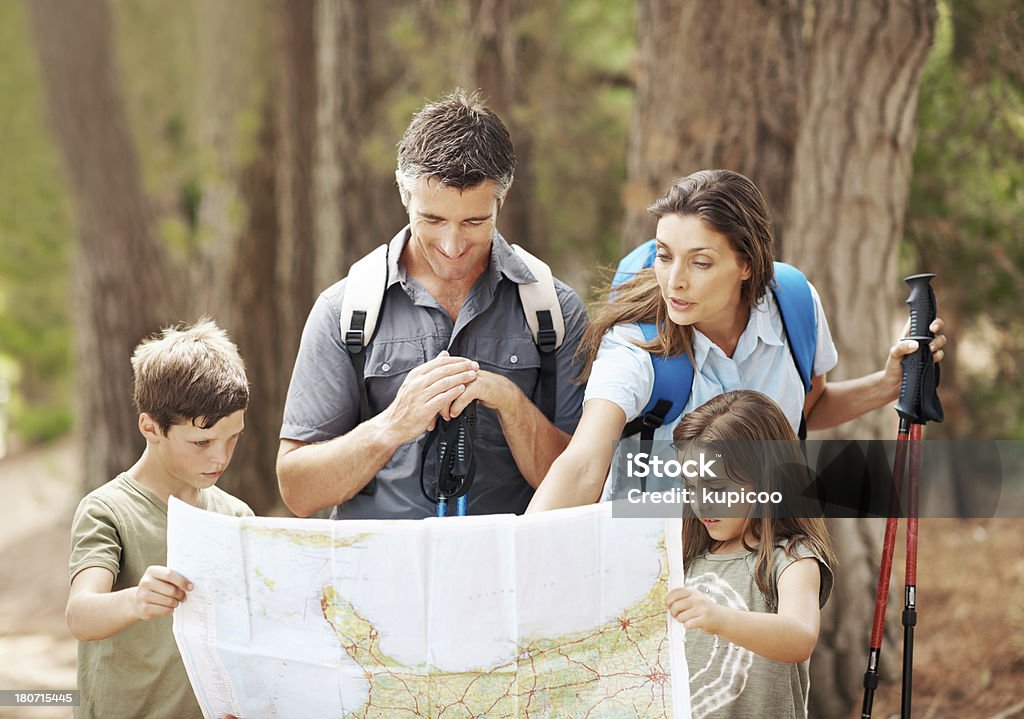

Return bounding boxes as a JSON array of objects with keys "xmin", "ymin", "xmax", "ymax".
[{"xmin": 526, "ymin": 399, "xmax": 628, "ymax": 511}]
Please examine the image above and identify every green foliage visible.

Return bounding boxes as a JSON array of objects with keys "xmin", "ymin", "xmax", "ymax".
[
  {"xmin": 113, "ymin": 0, "xmax": 268, "ymax": 258},
  {"xmin": 14, "ymin": 402, "xmax": 73, "ymax": 444},
  {"xmin": 907, "ymin": 0, "xmax": 1024, "ymax": 437},
  {"xmin": 0, "ymin": 0, "xmax": 73, "ymax": 444},
  {"xmin": 525, "ymin": 0, "xmax": 635, "ymax": 265}
]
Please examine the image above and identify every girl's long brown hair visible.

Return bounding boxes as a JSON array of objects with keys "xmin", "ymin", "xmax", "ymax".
[
  {"xmin": 673, "ymin": 391, "xmax": 837, "ymax": 604},
  {"xmin": 577, "ymin": 170, "xmax": 777, "ymax": 381}
]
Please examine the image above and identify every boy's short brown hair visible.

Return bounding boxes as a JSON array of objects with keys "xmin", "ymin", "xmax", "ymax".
[{"xmin": 131, "ymin": 317, "xmax": 249, "ymax": 434}]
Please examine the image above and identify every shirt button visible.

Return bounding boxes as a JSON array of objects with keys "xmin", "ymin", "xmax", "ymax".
[
  {"xmin": 381, "ymin": 362, "xmax": 391, "ymax": 372},
  {"xmin": 510, "ymin": 355, "xmax": 519, "ymax": 364}
]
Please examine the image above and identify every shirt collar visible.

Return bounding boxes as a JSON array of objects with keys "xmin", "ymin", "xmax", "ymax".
[
  {"xmin": 690, "ymin": 293, "xmax": 783, "ymax": 371},
  {"xmin": 490, "ymin": 230, "xmax": 536, "ymax": 285},
  {"xmin": 386, "ymin": 227, "xmax": 410, "ymax": 288}
]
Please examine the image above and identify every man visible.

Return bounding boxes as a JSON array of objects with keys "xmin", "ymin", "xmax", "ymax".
[{"xmin": 277, "ymin": 90, "xmax": 588, "ymax": 519}]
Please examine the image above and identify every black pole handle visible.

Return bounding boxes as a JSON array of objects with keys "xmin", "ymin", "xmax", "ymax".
[{"xmin": 895, "ymin": 274, "xmax": 943, "ymax": 424}]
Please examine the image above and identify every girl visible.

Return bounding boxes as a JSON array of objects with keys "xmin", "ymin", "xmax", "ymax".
[
  {"xmin": 667, "ymin": 390, "xmax": 835, "ymax": 719},
  {"xmin": 528, "ymin": 169, "xmax": 945, "ymax": 510}
]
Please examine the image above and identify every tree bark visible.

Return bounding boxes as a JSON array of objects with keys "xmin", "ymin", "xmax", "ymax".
[
  {"xmin": 314, "ymin": 0, "xmax": 404, "ymax": 288},
  {"xmin": 28, "ymin": 0, "xmax": 176, "ymax": 491},
  {"xmin": 787, "ymin": 3, "xmax": 937, "ymax": 713},
  {"xmin": 274, "ymin": 0, "xmax": 317, "ymax": 362},
  {"xmin": 625, "ymin": 1, "xmax": 937, "ymax": 714},
  {"xmin": 624, "ymin": 0, "xmax": 804, "ymax": 253},
  {"xmin": 787, "ymin": 0, "xmax": 938, "ymax": 441},
  {"xmin": 467, "ymin": 0, "xmax": 543, "ymax": 254}
]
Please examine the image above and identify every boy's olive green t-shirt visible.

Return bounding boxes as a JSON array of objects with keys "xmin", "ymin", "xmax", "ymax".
[{"xmin": 69, "ymin": 473, "xmax": 252, "ymax": 719}]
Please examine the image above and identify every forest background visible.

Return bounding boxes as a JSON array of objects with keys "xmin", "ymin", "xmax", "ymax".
[{"xmin": 1, "ymin": 0, "xmax": 1022, "ymax": 716}]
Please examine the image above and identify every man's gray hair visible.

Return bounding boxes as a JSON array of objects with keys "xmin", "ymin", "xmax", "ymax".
[{"xmin": 396, "ymin": 89, "xmax": 516, "ymax": 206}]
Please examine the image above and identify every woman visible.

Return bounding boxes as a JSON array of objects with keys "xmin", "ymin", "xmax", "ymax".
[{"xmin": 527, "ymin": 169, "xmax": 945, "ymax": 510}]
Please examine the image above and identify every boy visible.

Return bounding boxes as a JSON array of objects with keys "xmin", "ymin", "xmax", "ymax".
[{"xmin": 67, "ymin": 318, "xmax": 252, "ymax": 719}]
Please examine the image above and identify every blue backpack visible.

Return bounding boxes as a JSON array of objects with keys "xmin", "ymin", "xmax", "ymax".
[{"xmin": 613, "ymin": 239, "xmax": 817, "ymax": 440}]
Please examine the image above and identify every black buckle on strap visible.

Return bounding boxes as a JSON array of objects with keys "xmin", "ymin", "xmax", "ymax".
[
  {"xmin": 345, "ymin": 310, "xmax": 367, "ymax": 354},
  {"xmin": 641, "ymin": 399, "xmax": 674, "ymax": 429}
]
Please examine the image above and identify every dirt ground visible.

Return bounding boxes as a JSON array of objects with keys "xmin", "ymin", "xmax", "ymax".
[
  {"xmin": 846, "ymin": 518, "xmax": 1024, "ymax": 719},
  {"xmin": 0, "ymin": 439, "xmax": 1021, "ymax": 719},
  {"xmin": 0, "ymin": 438, "xmax": 77, "ymax": 719}
]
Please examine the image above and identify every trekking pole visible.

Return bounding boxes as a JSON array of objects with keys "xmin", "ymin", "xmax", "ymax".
[
  {"xmin": 901, "ymin": 423, "xmax": 923, "ymax": 717},
  {"xmin": 423, "ymin": 402, "xmax": 477, "ymax": 517},
  {"xmin": 861, "ymin": 274, "xmax": 943, "ymax": 719},
  {"xmin": 896, "ymin": 274, "xmax": 943, "ymax": 718},
  {"xmin": 861, "ymin": 421, "xmax": 911, "ymax": 719}
]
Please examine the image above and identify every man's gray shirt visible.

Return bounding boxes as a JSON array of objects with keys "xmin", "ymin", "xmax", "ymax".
[{"xmin": 281, "ymin": 227, "xmax": 588, "ymax": 519}]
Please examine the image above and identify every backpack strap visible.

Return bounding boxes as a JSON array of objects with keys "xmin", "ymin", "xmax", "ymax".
[
  {"xmin": 340, "ymin": 244, "xmax": 389, "ymax": 419},
  {"xmin": 772, "ymin": 262, "xmax": 817, "ymax": 440},
  {"xmin": 614, "ymin": 240, "xmax": 696, "ymax": 441},
  {"xmin": 339, "ymin": 244, "xmax": 389, "ymax": 497},
  {"xmin": 620, "ymin": 322, "xmax": 695, "ymax": 441},
  {"xmin": 511, "ymin": 244, "xmax": 565, "ymax": 422},
  {"xmin": 771, "ymin": 261, "xmax": 816, "ymax": 393}
]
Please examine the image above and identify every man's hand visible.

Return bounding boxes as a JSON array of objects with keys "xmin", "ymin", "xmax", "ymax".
[
  {"xmin": 667, "ymin": 586, "xmax": 726, "ymax": 635},
  {"xmin": 132, "ymin": 566, "xmax": 192, "ymax": 621},
  {"xmin": 379, "ymin": 352, "xmax": 479, "ymax": 443},
  {"xmin": 881, "ymin": 317, "xmax": 946, "ymax": 400},
  {"xmin": 445, "ymin": 369, "xmax": 516, "ymax": 419}
]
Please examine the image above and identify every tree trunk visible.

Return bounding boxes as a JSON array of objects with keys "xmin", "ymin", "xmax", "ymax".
[
  {"xmin": 314, "ymin": 0, "xmax": 404, "ymax": 288},
  {"xmin": 625, "ymin": 1, "xmax": 937, "ymax": 715},
  {"xmin": 467, "ymin": 0, "xmax": 543, "ymax": 255},
  {"xmin": 174, "ymin": 2, "xmax": 285, "ymax": 515},
  {"xmin": 28, "ymin": 0, "xmax": 176, "ymax": 492},
  {"xmin": 787, "ymin": 0, "xmax": 938, "ymax": 441},
  {"xmin": 624, "ymin": 0, "xmax": 804, "ymax": 253},
  {"xmin": 215, "ymin": 101, "xmax": 284, "ymax": 516},
  {"xmin": 312, "ymin": 0, "xmax": 344, "ymax": 289},
  {"xmin": 31, "ymin": 0, "xmax": 318, "ymax": 512},
  {"xmin": 787, "ymin": 3, "xmax": 937, "ymax": 713},
  {"xmin": 274, "ymin": 0, "xmax": 317, "ymax": 368}
]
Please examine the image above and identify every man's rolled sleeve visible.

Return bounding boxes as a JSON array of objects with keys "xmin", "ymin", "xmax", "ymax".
[{"xmin": 280, "ymin": 287, "xmax": 362, "ymax": 443}]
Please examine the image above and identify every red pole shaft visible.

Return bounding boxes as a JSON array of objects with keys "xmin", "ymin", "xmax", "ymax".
[
  {"xmin": 869, "ymin": 430, "xmax": 910, "ymax": 649},
  {"xmin": 906, "ymin": 424, "xmax": 923, "ymax": 584}
]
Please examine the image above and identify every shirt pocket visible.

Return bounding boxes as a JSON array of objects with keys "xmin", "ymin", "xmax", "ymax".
[
  {"xmin": 466, "ymin": 335, "xmax": 541, "ymax": 442},
  {"xmin": 363, "ymin": 338, "xmax": 429, "ymax": 416}
]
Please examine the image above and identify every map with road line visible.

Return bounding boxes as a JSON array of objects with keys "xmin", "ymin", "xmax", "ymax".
[{"xmin": 168, "ymin": 499, "xmax": 690, "ymax": 718}]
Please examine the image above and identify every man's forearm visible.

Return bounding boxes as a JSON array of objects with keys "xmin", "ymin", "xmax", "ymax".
[
  {"xmin": 277, "ymin": 415, "xmax": 405, "ymax": 517},
  {"xmin": 495, "ymin": 386, "xmax": 571, "ymax": 489}
]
